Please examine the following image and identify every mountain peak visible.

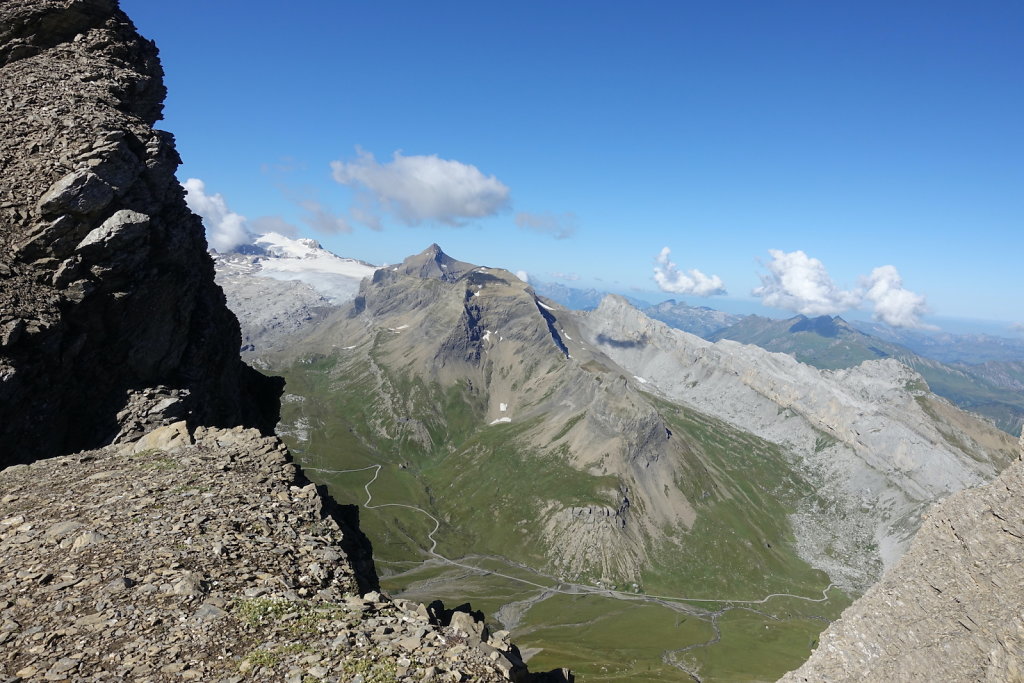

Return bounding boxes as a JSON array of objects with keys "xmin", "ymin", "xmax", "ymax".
[
  {"xmin": 397, "ymin": 243, "xmax": 477, "ymax": 282},
  {"xmin": 789, "ymin": 314, "xmax": 847, "ymax": 338}
]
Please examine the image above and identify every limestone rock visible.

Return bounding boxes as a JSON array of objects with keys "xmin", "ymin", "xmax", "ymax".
[
  {"xmin": 779, "ymin": 440, "xmax": 1024, "ymax": 681},
  {"xmin": 579, "ymin": 294, "xmax": 1019, "ymax": 591}
]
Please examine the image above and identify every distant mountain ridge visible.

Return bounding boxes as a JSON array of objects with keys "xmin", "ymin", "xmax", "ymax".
[
  {"xmin": 643, "ymin": 298, "xmax": 744, "ymax": 338},
  {"xmin": 709, "ymin": 314, "xmax": 1024, "ymax": 435}
]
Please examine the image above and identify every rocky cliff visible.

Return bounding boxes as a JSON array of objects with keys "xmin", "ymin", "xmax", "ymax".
[
  {"xmin": 0, "ymin": 0, "xmax": 278, "ymax": 466},
  {"xmin": 780, "ymin": 434, "xmax": 1024, "ymax": 682}
]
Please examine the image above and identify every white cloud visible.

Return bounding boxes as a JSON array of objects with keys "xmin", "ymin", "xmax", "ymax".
[
  {"xmin": 515, "ymin": 270, "xmax": 530, "ymax": 283},
  {"xmin": 753, "ymin": 250, "xmax": 934, "ymax": 329},
  {"xmin": 514, "ymin": 211, "xmax": 577, "ymax": 239},
  {"xmin": 752, "ymin": 249, "xmax": 859, "ymax": 316},
  {"xmin": 653, "ymin": 247, "xmax": 726, "ymax": 297},
  {"xmin": 330, "ymin": 149, "xmax": 510, "ymax": 226},
  {"xmin": 862, "ymin": 265, "xmax": 935, "ymax": 329},
  {"xmin": 182, "ymin": 178, "xmax": 252, "ymax": 252}
]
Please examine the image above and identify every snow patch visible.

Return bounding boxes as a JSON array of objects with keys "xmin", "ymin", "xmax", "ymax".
[
  {"xmin": 633, "ymin": 376, "xmax": 648, "ymax": 384},
  {"xmin": 500, "ymin": 403, "xmax": 507, "ymax": 412},
  {"xmin": 537, "ymin": 301, "xmax": 555, "ymax": 311},
  {"xmin": 489, "ymin": 417, "xmax": 512, "ymax": 425}
]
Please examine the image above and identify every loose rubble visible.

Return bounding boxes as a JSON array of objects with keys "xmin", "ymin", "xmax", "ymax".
[{"xmin": 0, "ymin": 424, "xmax": 570, "ymax": 682}]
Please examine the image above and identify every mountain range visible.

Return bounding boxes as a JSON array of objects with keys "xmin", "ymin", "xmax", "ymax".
[
  {"xmin": 708, "ymin": 314, "xmax": 1024, "ymax": 436},
  {"xmin": 5, "ymin": 1, "xmax": 1021, "ymax": 679},
  {"xmin": 216, "ymin": 236, "xmax": 1019, "ymax": 680}
]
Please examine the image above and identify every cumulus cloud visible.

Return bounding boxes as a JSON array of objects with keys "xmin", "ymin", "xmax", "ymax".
[
  {"xmin": 331, "ymin": 149, "xmax": 510, "ymax": 227},
  {"xmin": 753, "ymin": 249, "xmax": 934, "ymax": 329},
  {"xmin": 653, "ymin": 247, "xmax": 726, "ymax": 297},
  {"xmin": 515, "ymin": 270, "xmax": 530, "ymax": 283},
  {"xmin": 862, "ymin": 265, "xmax": 935, "ymax": 329},
  {"xmin": 514, "ymin": 211, "xmax": 577, "ymax": 239},
  {"xmin": 752, "ymin": 249, "xmax": 859, "ymax": 316},
  {"xmin": 184, "ymin": 178, "xmax": 307, "ymax": 250},
  {"xmin": 183, "ymin": 178, "xmax": 252, "ymax": 252}
]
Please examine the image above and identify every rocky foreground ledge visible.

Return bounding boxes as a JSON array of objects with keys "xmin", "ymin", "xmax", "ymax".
[{"xmin": 0, "ymin": 425, "xmax": 569, "ymax": 682}]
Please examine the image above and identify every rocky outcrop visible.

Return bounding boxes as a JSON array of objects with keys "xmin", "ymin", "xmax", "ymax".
[
  {"xmin": 779, "ymin": 437, "xmax": 1024, "ymax": 682},
  {"xmin": 0, "ymin": 0, "xmax": 279, "ymax": 465},
  {"xmin": 0, "ymin": 425, "xmax": 568, "ymax": 682}
]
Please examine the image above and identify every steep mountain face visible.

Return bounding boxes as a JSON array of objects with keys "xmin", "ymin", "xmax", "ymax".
[
  {"xmin": 0, "ymin": 0, "xmax": 279, "ymax": 465},
  {"xmin": 644, "ymin": 298, "xmax": 744, "ymax": 338},
  {"xmin": 270, "ymin": 246, "xmax": 868, "ymax": 680},
  {"xmin": 0, "ymin": 4, "xmax": 567, "ymax": 681},
  {"xmin": 579, "ymin": 296, "xmax": 1018, "ymax": 590},
  {"xmin": 710, "ymin": 314, "xmax": 1024, "ymax": 435},
  {"xmin": 213, "ymin": 232, "xmax": 376, "ymax": 353},
  {"xmin": 780, "ymin": 436, "xmax": 1024, "ymax": 682},
  {"xmin": 288, "ymin": 245, "xmax": 700, "ymax": 584}
]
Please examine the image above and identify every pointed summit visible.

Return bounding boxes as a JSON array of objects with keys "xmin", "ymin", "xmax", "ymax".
[{"xmin": 398, "ymin": 243, "xmax": 478, "ymax": 282}]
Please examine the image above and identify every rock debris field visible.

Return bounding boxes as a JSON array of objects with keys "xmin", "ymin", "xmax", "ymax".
[{"xmin": 0, "ymin": 424, "xmax": 558, "ymax": 682}]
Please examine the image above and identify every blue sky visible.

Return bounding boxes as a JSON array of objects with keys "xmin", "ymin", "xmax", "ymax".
[{"xmin": 121, "ymin": 0, "xmax": 1023, "ymax": 331}]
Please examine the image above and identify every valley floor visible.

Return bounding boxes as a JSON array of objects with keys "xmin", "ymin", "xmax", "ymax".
[{"xmin": 304, "ymin": 460, "xmax": 850, "ymax": 682}]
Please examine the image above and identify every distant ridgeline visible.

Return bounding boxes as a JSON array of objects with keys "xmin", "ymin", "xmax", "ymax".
[{"xmin": 708, "ymin": 314, "xmax": 1024, "ymax": 436}]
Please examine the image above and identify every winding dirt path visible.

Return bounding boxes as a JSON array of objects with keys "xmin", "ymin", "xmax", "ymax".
[{"xmin": 306, "ymin": 463, "xmax": 837, "ymax": 606}]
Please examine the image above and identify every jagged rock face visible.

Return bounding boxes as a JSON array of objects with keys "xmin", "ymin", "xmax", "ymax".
[
  {"xmin": 779, "ymin": 446, "xmax": 1024, "ymax": 682},
  {"xmin": 0, "ymin": 0, "xmax": 279, "ymax": 465}
]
